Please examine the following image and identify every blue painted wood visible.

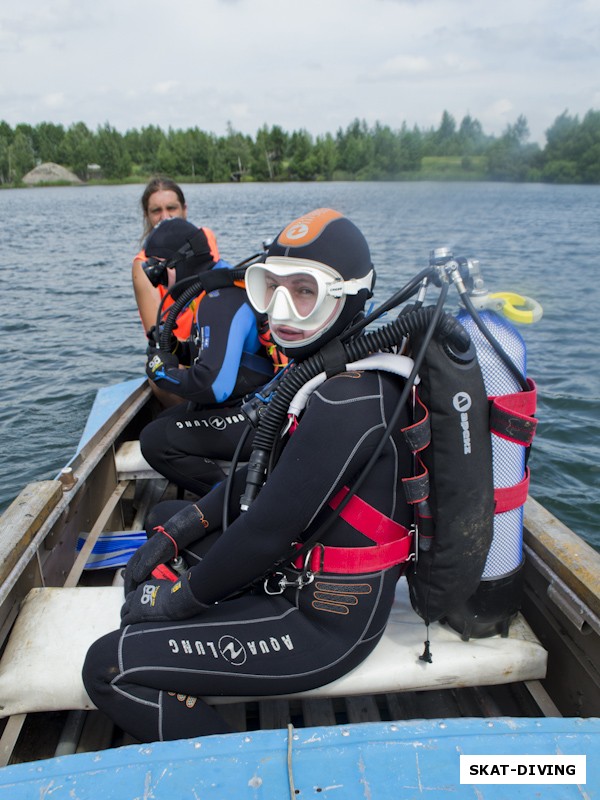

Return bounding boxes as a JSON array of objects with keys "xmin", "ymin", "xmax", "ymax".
[
  {"xmin": 74, "ymin": 377, "xmax": 146, "ymax": 454},
  {"xmin": 0, "ymin": 718, "xmax": 596, "ymax": 799}
]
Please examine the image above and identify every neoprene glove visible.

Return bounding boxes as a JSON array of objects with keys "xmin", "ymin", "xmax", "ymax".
[
  {"xmin": 120, "ymin": 574, "xmax": 206, "ymax": 626},
  {"xmin": 124, "ymin": 503, "xmax": 210, "ymax": 595},
  {"xmin": 145, "ymin": 344, "xmax": 180, "ymax": 384}
]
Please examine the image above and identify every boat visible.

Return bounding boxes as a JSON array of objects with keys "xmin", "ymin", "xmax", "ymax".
[{"xmin": 0, "ymin": 375, "xmax": 598, "ymax": 798}]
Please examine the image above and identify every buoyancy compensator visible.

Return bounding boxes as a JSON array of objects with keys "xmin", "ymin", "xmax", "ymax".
[
  {"xmin": 404, "ymin": 249, "xmax": 541, "ymax": 640},
  {"xmin": 444, "ymin": 253, "xmax": 541, "ymax": 639},
  {"xmin": 403, "ymin": 310, "xmax": 496, "ymax": 632}
]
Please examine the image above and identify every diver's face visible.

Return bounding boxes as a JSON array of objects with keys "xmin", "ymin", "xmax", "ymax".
[
  {"xmin": 265, "ymin": 272, "xmax": 341, "ymax": 345},
  {"xmin": 146, "ymin": 190, "xmax": 187, "ymax": 228}
]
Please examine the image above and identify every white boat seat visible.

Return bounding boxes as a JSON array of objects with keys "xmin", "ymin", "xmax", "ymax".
[
  {"xmin": 0, "ymin": 578, "xmax": 547, "ymax": 719},
  {"xmin": 115, "ymin": 440, "xmax": 242, "ymax": 481},
  {"xmin": 115, "ymin": 440, "xmax": 162, "ymax": 480}
]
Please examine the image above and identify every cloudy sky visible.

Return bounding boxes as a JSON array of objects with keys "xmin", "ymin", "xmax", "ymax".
[{"xmin": 1, "ymin": 0, "xmax": 599, "ymax": 145}]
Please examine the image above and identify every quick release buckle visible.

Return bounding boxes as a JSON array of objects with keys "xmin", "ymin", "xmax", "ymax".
[{"xmin": 263, "ymin": 559, "xmax": 318, "ymax": 596}]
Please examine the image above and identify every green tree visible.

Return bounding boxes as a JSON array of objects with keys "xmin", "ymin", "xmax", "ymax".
[
  {"xmin": 221, "ymin": 124, "xmax": 254, "ymax": 181},
  {"xmin": 433, "ymin": 111, "xmax": 458, "ymax": 155},
  {"xmin": 336, "ymin": 119, "xmax": 373, "ymax": 177},
  {"xmin": 457, "ymin": 115, "xmax": 487, "ymax": 155},
  {"xmin": 33, "ymin": 122, "xmax": 66, "ymax": 163},
  {"xmin": 314, "ymin": 133, "xmax": 337, "ymax": 180},
  {"xmin": 96, "ymin": 123, "xmax": 131, "ymax": 179},
  {"xmin": 252, "ymin": 125, "xmax": 288, "ymax": 180},
  {"xmin": 487, "ymin": 116, "xmax": 539, "ymax": 181},
  {"xmin": 287, "ymin": 129, "xmax": 316, "ymax": 180},
  {"xmin": 59, "ymin": 122, "xmax": 94, "ymax": 179},
  {"xmin": 9, "ymin": 129, "xmax": 36, "ymax": 180}
]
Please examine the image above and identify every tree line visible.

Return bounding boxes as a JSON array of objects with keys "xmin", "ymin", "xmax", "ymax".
[{"xmin": 1, "ymin": 109, "xmax": 599, "ymax": 186}]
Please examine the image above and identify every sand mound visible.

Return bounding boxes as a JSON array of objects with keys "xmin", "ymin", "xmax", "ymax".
[{"xmin": 22, "ymin": 162, "xmax": 83, "ymax": 185}]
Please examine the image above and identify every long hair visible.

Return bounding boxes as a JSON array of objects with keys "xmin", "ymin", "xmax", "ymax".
[{"xmin": 140, "ymin": 177, "xmax": 187, "ymax": 240}]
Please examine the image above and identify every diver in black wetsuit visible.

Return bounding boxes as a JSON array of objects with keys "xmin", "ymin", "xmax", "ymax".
[
  {"xmin": 139, "ymin": 218, "xmax": 276, "ymax": 495},
  {"xmin": 82, "ymin": 208, "xmax": 414, "ymax": 743}
]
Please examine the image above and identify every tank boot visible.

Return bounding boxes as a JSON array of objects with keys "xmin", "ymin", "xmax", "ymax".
[{"xmin": 442, "ymin": 560, "xmax": 525, "ymax": 640}]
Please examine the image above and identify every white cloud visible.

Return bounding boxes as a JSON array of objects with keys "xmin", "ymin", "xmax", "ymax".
[
  {"xmin": 153, "ymin": 82, "xmax": 180, "ymax": 96},
  {"xmin": 42, "ymin": 92, "xmax": 66, "ymax": 109}
]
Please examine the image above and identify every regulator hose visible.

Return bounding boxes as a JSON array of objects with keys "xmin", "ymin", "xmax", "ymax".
[
  {"xmin": 240, "ymin": 302, "xmax": 471, "ymax": 510},
  {"xmin": 460, "ymin": 290, "xmax": 529, "ymax": 392}
]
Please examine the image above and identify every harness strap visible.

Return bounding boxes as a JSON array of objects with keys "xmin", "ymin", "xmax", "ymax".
[
  {"xmin": 292, "ymin": 486, "xmax": 412, "ymax": 574},
  {"xmin": 490, "ymin": 379, "xmax": 538, "ymax": 446},
  {"xmin": 328, "ymin": 486, "xmax": 411, "ymax": 543},
  {"xmin": 494, "ymin": 468, "xmax": 530, "ymax": 514},
  {"xmin": 303, "ymin": 537, "xmax": 413, "ymax": 574},
  {"xmin": 401, "ymin": 394, "xmax": 431, "ymax": 453},
  {"xmin": 402, "ymin": 456, "xmax": 429, "ymax": 504}
]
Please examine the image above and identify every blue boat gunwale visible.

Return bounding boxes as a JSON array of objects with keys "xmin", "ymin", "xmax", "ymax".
[{"xmin": 0, "ymin": 717, "xmax": 597, "ymax": 799}]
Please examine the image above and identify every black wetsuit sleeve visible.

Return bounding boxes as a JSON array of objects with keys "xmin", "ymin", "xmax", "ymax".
[
  {"xmin": 188, "ymin": 370, "xmax": 400, "ymax": 603},
  {"xmin": 153, "ymin": 288, "xmax": 259, "ymax": 405}
]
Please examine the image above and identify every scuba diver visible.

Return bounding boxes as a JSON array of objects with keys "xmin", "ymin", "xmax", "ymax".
[
  {"xmin": 82, "ymin": 208, "xmax": 416, "ymax": 742},
  {"xmin": 138, "ymin": 217, "xmax": 277, "ymax": 496}
]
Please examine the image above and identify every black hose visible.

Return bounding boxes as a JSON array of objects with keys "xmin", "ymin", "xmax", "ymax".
[
  {"xmin": 158, "ymin": 268, "xmax": 248, "ymax": 351},
  {"xmin": 342, "ymin": 266, "xmax": 434, "ymax": 341},
  {"xmin": 460, "ymin": 291, "xmax": 529, "ymax": 391},
  {"xmin": 222, "ymin": 423, "xmax": 253, "ymax": 531}
]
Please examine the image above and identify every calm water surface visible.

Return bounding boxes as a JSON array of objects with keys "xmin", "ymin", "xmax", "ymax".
[{"xmin": 0, "ymin": 182, "xmax": 598, "ymax": 548}]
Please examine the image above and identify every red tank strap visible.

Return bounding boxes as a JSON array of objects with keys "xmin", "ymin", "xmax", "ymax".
[
  {"xmin": 494, "ymin": 468, "xmax": 530, "ymax": 514},
  {"xmin": 489, "ymin": 379, "xmax": 538, "ymax": 446}
]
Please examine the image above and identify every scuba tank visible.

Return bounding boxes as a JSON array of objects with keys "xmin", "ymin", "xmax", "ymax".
[{"xmin": 444, "ymin": 253, "xmax": 541, "ymax": 639}]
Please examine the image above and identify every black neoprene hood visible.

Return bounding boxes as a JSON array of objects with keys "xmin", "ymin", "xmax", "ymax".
[{"xmin": 265, "ymin": 210, "xmax": 375, "ymax": 358}]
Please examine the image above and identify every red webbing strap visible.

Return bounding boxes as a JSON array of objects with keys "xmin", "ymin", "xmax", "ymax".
[
  {"xmin": 494, "ymin": 468, "xmax": 530, "ymax": 514},
  {"xmin": 293, "ymin": 488, "xmax": 413, "ymax": 573},
  {"xmin": 328, "ymin": 486, "xmax": 411, "ymax": 543},
  {"xmin": 306, "ymin": 537, "xmax": 413, "ymax": 574},
  {"xmin": 490, "ymin": 379, "xmax": 538, "ymax": 446}
]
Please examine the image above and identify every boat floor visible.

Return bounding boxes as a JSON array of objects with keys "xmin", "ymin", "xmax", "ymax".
[{"xmin": 7, "ymin": 677, "xmax": 545, "ymax": 766}]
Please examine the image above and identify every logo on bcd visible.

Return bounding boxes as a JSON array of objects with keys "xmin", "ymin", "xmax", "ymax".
[
  {"xmin": 219, "ymin": 635, "xmax": 247, "ymax": 665},
  {"xmin": 453, "ymin": 392, "xmax": 472, "ymax": 454}
]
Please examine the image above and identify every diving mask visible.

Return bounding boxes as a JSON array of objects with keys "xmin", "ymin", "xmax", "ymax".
[{"xmin": 246, "ymin": 258, "xmax": 374, "ymax": 342}]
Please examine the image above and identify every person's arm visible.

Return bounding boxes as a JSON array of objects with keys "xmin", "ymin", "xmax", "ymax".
[
  {"xmin": 147, "ymin": 288, "xmax": 257, "ymax": 404},
  {"xmin": 132, "ymin": 254, "xmax": 161, "ymax": 335}
]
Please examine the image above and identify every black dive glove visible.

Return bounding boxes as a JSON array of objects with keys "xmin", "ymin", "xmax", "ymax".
[
  {"xmin": 145, "ymin": 343, "xmax": 180, "ymax": 385},
  {"xmin": 121, "ymin": 573, "xmax": 206, "ymax": 626},
  {"xmin": 146, "ymin": 325, "xmax": 179, "ymax": 354},
  {"xmin": 124, "ymin": 503, "xmax": 210, "ymax": 595}
]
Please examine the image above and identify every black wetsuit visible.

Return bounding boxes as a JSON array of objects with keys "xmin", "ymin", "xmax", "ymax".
[
  {"xmin": 141, "ymin": 281, "xmax": 274, "ymax": 494},
  {"xmin": 83, "ymin": 368, "xmax": 412, "ymax": 742}
]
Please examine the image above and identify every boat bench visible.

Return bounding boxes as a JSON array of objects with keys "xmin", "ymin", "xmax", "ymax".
[
  {"xmin": 0, "ymin": 578, "xmax": 547, "ymax": 719},
  {"xmin": 115, "ymin": 440, "xmax": 240, "ymax": 481}
]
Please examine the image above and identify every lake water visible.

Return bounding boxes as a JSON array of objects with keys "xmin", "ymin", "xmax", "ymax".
[{"xmin": 0, "ymin": 181, "xmax": 598, "ymax": 550}]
